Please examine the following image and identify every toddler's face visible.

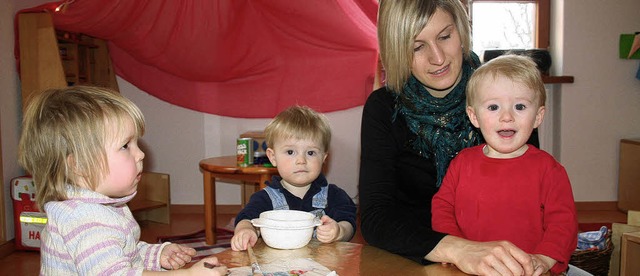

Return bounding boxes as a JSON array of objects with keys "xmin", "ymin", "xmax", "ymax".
[
  {"xmin": 466, "ymin": 75, "xmax": 544, "ymax": 158},
  {"xmin": 266, "ymin": 137, "xmax": 326, "ymax": 187},
  {"xmin": 96, "ymin": 118, "xmax": 145, "ymax": 198}
]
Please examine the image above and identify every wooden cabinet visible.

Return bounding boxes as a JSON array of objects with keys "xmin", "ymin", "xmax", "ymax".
[
  {"xmin": 621, "ymin": 231, "xmax": 640, "ymax": 275},
  {"xmin": 618, "ymin": 138, "xmax": 640, "ymax": 212},
  {"xmin": 18, "ymin": 12, "xmax": 119, "ymax": 110}
]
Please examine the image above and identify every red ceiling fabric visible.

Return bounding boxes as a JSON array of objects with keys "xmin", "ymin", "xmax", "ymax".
[{"xmin": 19, "ymin": 0, "xmax": 379, "ymax": 118}]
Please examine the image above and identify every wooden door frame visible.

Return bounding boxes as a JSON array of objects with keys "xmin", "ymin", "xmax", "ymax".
[{"xmin": 0, "ymin": 114, "xmax": 10, "ymax": 256}]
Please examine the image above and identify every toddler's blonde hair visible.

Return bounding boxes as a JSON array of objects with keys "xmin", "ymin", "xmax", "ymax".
[
  {"xmin": 264, "ymin": 106, "xmax": 331, "ymax": 152},
  {"xmin": 467, "ymin": 54, "xmax": 546, "ymax": 108},
  {"xmin": 18, "ymin": 86, "xmax": 145, "ymax": 210}
]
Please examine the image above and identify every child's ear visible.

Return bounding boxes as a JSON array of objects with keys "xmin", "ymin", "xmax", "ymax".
[
  {"xmin": 533, "ymin": 106, "xmax": 546, "ymax": 128},
  {"xmin": 266, "ymin": 148, "xmax": 277, "ymax": 167},
  {"xmin": 67, "ymin": 154, "xmax": 77, "ymax": 174},
  {"xmin": 67, "ymin": 154, "xmax": 87, "ymax": 180},
  {"xmin": 466, "ymin": 106, "xmax": 480, "ymax": 128},
  {"xmin": 66, "ymin": 154, "xmax": 81, "ymax": 182}
]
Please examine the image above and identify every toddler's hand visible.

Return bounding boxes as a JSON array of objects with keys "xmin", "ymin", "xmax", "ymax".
[
  {"xmin": 231, "ymin": 227, "xmax": 258, "ymax": 251},
  {"xmin": 316, "ymin": 215, "xmax": 340, "ymax": 243},
  {"xmin": 160, "ymin": 243, "xmax": 196, "ymax": 270},
  {"xmin": 189, "ymin": 256, "xmax": 228, "ymax": 275},
  {"xmin": 530, "ymin": 254, "xmax": 556, "ymax": 276}
]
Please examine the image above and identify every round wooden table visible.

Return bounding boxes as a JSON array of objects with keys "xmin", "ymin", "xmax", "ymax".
[{"xmin": 199, "ymin": 155, "xmax": 279, "ymax": 244}]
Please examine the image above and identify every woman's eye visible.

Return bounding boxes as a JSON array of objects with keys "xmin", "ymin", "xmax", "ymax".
[
  {"xmin": 487, "ymin": 104, "xmax": 499, "ymax": 111},
  {"xmin": 515, "ymin": 104, "xmax": 526, "ymax": 111},
  {"xmin": 413, "ymin": 44, "xmax": 424, "ymax": 52},
  {"xmin": 439, "ymin": 34, "xmax": 451, "ymax": 41}
]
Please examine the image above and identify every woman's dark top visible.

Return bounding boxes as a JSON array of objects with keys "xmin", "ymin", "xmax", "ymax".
[{"xmin": 359, "ymin": 87, "xmax": 445, "ymax": 264}]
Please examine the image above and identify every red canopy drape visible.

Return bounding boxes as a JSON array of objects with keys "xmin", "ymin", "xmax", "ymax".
[{"xmin": 19, "ymin": 0, "xmax": 379, "ymax": 118}]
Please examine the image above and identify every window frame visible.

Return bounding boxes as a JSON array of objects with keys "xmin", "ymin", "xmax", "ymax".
[{"xmin": 466, "ymin": 0, "xmax": 550, "ymax": 49}]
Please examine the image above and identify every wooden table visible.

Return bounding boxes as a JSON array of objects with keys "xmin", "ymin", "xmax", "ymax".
[
  {"xmin": 199, "ymin": 156, "xmax": 279, "ymax": 245},
  {"xmin": 214, "ymin": 240, "xmax": 468, "ymax": 275}
]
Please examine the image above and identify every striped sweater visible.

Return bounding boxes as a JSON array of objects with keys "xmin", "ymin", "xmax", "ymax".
[{"xmin": 40, "ymin": 186, "xmax": 169, "ymax": 275}]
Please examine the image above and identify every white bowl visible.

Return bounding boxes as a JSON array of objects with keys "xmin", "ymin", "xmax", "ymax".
[{"xmin": 251, "ymin": 210, "xmax": 321, "ymax": 249}]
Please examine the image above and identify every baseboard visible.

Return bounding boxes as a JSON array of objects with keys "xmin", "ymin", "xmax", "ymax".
[
  {"xmin": 171, "ymin": 204, "xmax": 241, "ymax": 215},
  {"xmin": 574, "ymin": 201, "xmax": 619, "ymax": 211},
  {"xmin": 0, "ymin": 240, "xmax": 15, "ymax": 259}
]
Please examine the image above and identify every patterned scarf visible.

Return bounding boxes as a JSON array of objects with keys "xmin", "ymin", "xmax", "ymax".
[{"xmin": 394, "ymin": 53, "xmax": 482, "ymax": 187}]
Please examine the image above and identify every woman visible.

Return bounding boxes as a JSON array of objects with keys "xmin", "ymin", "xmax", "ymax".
[{"xmin": 359, "ymin": 1, "xmax": 539, "ymax": 275}]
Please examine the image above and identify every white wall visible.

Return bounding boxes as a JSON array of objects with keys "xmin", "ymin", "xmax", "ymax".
[
  {"xmin": 557, "ymin": 0, "xmax": 640, "ymax": 201},
  {"xmin": 119, "ymin": 79, "xmax": 362, "ymax": 205},
  {"xmin": 3, "ymin": 0, "xmax": 640, "ymax": 241}
]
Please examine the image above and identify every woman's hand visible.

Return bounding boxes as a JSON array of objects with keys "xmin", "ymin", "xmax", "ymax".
[{"xmin": 428, "ymin": 235, "xmax": 535, "ymax": 276}]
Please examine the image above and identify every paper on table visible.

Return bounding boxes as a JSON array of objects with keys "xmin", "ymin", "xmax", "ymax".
[{"xmin": 227, "ymin": 258, "xmax": 337, "ymax": 276}]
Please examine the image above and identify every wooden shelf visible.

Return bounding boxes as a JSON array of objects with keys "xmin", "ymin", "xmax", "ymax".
[
  {"xmin": 128, "ymin": 199, "xmax": 167, "ymax": 212},
  {"xmin": 129, "ymin": 172, "xmax": 171, "ymax": 224}
]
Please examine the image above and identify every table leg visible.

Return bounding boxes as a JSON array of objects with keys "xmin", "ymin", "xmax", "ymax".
[
  {"xmin": 203, "ymin": 171, "xmax": 217, "ymax": 245},
  {"xmin": 241, "ymin": 181, "xmax": 247, "ymax": 208},
  {"xmin": 258, "ymin": 174, "xmax": 270, "ymax": 190}
]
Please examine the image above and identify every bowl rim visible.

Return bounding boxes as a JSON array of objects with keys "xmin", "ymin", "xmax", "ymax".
[
  {"xmin": 251, "ymin": 218, "xmax": 321, "ymax": 230},
  {"xmin": 259, "ymin": 210, "xmax": 316, "ymax": 219}
]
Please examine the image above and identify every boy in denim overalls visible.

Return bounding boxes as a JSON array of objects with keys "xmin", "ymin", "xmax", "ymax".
[{"xmin": 231, "ymin": 106, "xmax": 357, "ymax": 251}]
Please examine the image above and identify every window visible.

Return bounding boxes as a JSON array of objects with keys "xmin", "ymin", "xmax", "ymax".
[{"xmin": 467, "ymin": 0, "xmax": 550, "ymax": 59}]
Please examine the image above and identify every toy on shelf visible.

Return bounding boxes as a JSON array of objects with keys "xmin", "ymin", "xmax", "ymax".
[{"xmin": 11, "ymin": 176, "xmax": 46, "ymax": 251}]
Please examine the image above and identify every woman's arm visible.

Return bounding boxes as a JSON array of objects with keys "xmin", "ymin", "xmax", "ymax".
[{"xmin": 428, "ymin": 235, "xmax": 536, "ymax": 276}]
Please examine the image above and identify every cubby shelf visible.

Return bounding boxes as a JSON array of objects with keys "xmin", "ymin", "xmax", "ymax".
[{"xmin": 18, "ymin": 12, "xmax": 119, "ymax": 110}]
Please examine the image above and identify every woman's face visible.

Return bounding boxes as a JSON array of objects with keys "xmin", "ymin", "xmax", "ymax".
[{"xmin": 411, "ymin": 9, "xmax": 463, "ymax": 92}]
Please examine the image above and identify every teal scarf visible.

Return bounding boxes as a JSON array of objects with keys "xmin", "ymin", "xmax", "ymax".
[{"xmin": 395, "ymin": 53, "xmax": 482, "ymax": 187}]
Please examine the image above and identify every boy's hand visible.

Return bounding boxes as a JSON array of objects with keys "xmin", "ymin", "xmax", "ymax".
[
  {"xmin": 316, "ymin": 215, "xmax": 340, "ymax": 243},
  {"xmin": 231, "ymin": 220, "xmax": 258, "ymax": 251},
  {"xmin": 160, "ymin": 243, "xmax": 196, "ymax": 270}
]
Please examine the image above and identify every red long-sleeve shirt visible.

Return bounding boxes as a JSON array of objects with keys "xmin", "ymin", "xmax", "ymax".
[{"xmin": 432, "ymin": 145, "xmax": 578, "ymax": 274}]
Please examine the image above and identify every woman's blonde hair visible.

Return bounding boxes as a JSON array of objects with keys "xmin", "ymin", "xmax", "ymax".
[
  {"xmin": 378, "ymin": 0, "xmax": 471, "ymax": 93},
  {"xmin": 18, "ymin": 86, "xmax": 145, "ymax": 210},
  {"xmin": 264, "ymin": 105, "xmax": 331, "ymax": 152},
  {"xmin": 466, "ymin": 55, "xmax": 546, "ymax": 108}
]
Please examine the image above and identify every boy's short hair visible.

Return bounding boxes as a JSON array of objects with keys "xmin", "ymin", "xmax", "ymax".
[
  {"xmin": 467, "ymin": 54, "xmax": 547, "ymax": 108},
  {"xmin": 18, "ymin": 86, "xmax": 145, "ymax": 210},
  {"xmin": 264, "ymin": 106, "xmax": 331, "ymax": 152}
]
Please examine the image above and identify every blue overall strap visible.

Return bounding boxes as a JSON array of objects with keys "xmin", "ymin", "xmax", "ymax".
[
  {"xmin": 309, "ymin": 186, "xmax": 329, "ymax": 218},
  {"xmin": 264, "ymin": 186, "xmax": 289, "ymax": 210}
]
